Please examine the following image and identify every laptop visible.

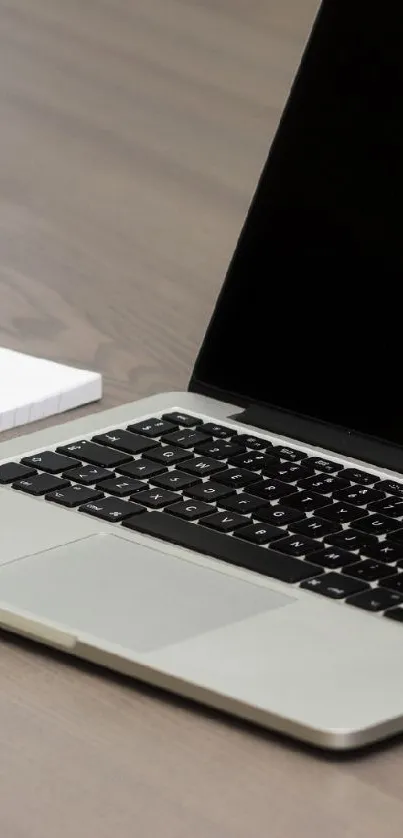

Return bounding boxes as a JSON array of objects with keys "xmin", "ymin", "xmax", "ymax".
[{"xmin": 1, "ymin": 0, "xmax": 403, "ymax": 751}]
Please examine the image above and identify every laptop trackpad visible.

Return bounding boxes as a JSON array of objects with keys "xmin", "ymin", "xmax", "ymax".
[{"xmin": 0, "ymin": 534, "xmax": 293, "ymax": 652}]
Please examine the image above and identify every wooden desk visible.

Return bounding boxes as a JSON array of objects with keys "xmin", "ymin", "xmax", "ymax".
[{"xmin": 1, "ymin": 2, "xmax": 402, "ymax": 835}]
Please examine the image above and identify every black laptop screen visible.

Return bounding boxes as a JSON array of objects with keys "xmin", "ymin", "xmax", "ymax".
[{"xmin": 192, "ymin": 0, "xmax": 403, "ymax": 445}]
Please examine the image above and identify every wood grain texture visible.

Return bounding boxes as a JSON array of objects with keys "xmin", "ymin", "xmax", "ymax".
[
  {"xmin": 3, "ymin": 1, "xmax": 403, "ymax": 836},
  {"xmin": 0, "ymin": 0, "xmax": 314, "ymax": 409}
]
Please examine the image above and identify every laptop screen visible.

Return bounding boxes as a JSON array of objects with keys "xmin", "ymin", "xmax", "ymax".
[{"xmin": 192, "ymin": 0, "xmax": 403, "ymax": 447}]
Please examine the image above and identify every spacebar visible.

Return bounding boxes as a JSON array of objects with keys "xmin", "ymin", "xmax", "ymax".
[{"xmin": 122, "ymin": 512, "xmax": 322, "ymax": 584}]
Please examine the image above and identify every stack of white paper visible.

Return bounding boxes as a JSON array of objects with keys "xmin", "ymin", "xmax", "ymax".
[{"xmin": 0, "ymin": 348, "xmax": 102, "ymax": 432}]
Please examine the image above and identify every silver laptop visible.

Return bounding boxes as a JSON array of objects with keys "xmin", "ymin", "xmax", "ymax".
[{"xmin": 1, "ymin": 0, "xmax": 403, "ymax": 751}]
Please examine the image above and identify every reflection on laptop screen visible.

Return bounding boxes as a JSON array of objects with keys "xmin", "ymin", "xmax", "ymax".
[{"xmin": 193, "ymin": 0, "xmax": 403, "ymax": 446}]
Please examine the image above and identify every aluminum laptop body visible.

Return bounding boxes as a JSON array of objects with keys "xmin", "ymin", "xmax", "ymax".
[{"xmin": 1, "ymin": 0, "xmax": 403, "ymax": 750}]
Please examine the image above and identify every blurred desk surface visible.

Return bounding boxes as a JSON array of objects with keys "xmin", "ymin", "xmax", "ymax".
[{"xmin": 1, "ymin": 1, "xmax": 403, "ymax": 836}]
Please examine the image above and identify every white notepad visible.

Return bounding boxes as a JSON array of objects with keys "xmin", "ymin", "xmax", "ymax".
[{"xmin": 0, "ymin": 348, "xmax": 102, "ymax": 433}]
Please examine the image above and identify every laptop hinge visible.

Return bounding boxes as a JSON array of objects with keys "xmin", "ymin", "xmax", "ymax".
[{"xmin": 231, "ymin": 404, "xmax": 403, "ymax": 473}]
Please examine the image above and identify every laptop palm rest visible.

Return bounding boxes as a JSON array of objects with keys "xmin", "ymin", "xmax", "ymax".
[{"xmin": 0, "ymin": 534, "xmax": 294, "ymax": 653}]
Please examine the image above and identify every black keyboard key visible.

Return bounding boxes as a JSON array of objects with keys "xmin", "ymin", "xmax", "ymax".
[
  {"xmin": 215, "ymin": 468, "xmax": 259, "ymax": 489},
  {"xmin": 263, "ymin": 463, "xmax": 313, "ymax": 483},
  {"xmin": 312, "ymin": 547, "xmax": 356, "ymax": 569},
  {"xmin": 271, "ymin": 446, "xmax": 307, "ymax": 462},
  {"xmin": 256, "ymin": 504, "xmax": 304, "ymax": 526},
  {"xmin": 301, "ymin": 573, "xmax": 369, "ymax": 599},
  {"xmin": 387, "ymin": 528, "xmax": 403, "ymax": 544},
  {"xmin": 248, "ymin": 479, "xmax": 294, "ymax": 502},
  {"xmin": 236, "ymin": 522, "xmax": 284, "ymax": 545},
  {"xmin": 21, "ymin": 451, "xmax": 80, "ymax": 474},
  {"xmin": 46, "ymin": 485, "xmax": 104, "ymax": 508},
  {"xmin": 374, "ymin": 479, "xmax": 403, "ymax": 498},
  {"xmin": 92, "ymin": 430, "xmax": 158, "ymax": 455},
  {"xmin": 353, "ymin": 514, "xmax": 401, "ymax": 536},
  {"xmin": 134, "ymin": 488, "xmax": 179, "ymax": 508},
  {"xmin": 220, "ymin": 493, "xmax": 267, "ymax": 514},
  {"xmin": 363, "ymin": 540, "xmax": 403, "ymax": 563},
  {"xmin": 340, "ymin": 468, "xmax": 377, "ymax": 486},
  {"xmin": 281, "ymin": 491, "xmax": 329, "ymax": 512},
  {"xmin": 167, "ymin": 500, "xmax": 213, "ymax": 520},
  {"xmin": 302, "ymin": 457, "xmax": 341, "ymax": 474},
  {"xmin": 57, "ymin": 440, "xmax": 131, "ymax": 468},
  {"xmin": 64, "ymin": 464, "xmax": 111, "ymax": 485},
  {"xmin": 196, "ymin": 440, "xmax": 245, "ymax": 459},
  {"xmin": 237, "ymin": 434, "xmax": 270, "ymax": 451},
  {"xmin": 345, "ymin": 559, "xmax": 395, "ymax": 582},
  {"xmin": 128, "ymin": 417, "xmax": 178, "ymax": 437},
  {"xmin": 80, "ymin": 496, "xmax": 144, "ymax": 522},
  {"xmin": 291, "ymin": 517, "xmax": 340, "ymax": 539},
  {"xmin": 162, "ymin": 412, "xmax": 203, "ymax": 427},
  {"xmin": 151, "ymin": 470, "xmax": 200, "ymax": 491},
  {"xmin": 187, "ymin": 481, "xmax": 234, "ymax": 502},
  {"xmin": 147, "ymin": 446, "xmax": 194, "ymax": 466},
  {"xmin": 348, "ymin": 589, "xmax": 403, "ymax": 612},
  {"xmin": 326, "ymin": 529, "xmax": 376, "ymax": 552},
  {"xmin": 180, "ymin": 456, "xmax": 227, "ymax": 476},
  {"xmin": 97, "ymin": 477, "xmax": 145, "ymax": 496},
  {"xmin": 202, "ymin": 511, "xmax": 248, "ymax": 532},
  {"xmin": 333, "ymin": 486, "xmax": 385, "ymax": 506},
  {"xmin": 274, "ymin": 534, "xmax": 321, "ymax": 557},
  {"xmin": 298, "ymin": 474, "xmax": 349, "ymax": 494},
  {"xmin": 162, "ymin": 429, "xmax": 211, "ymax": 449},
  {"xmin": 0, "ymin": 462, "xmax": 36, "ymax": 484},
  {"xmin": 123, "ymin": 512, "xmax": 323, "ymax": 584},
  {"xmin": 14, "ymin": 474, "xmax": 70, "ymax": 496},
  {"xmin": 230, "ymin": 451, "xmax": 276, "ymax": 471},
  {"xmin": 202, "ymin": 423, "xmax": 237, "ymax": 439},
  {"xmin": 319, "ymin": 502, "xmax": 367, "ymax": 523},
  {"xmin": 368, "ymin": 497, "xmax": 403, "ymax": 518},
  {"xmin": 384, "ymin": 607, "xmax": 403, "ymax": 622},
  {"xmin": 379, "ymin": 574, "xmax": 403, "ymax": 594},
  {"xmin": 117, "ymin": 459, "xmax": 167, "ymax": 479}
]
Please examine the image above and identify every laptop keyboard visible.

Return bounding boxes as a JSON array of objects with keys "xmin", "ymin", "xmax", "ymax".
[{"xmin": 3, "ymin": 410, "xmax": 403, "ymax": 622}]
